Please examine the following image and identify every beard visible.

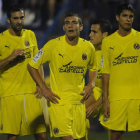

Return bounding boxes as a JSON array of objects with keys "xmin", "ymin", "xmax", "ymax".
[{"xmin": 10, "ymin": 22, "xmax": 23, "ymax": 32}]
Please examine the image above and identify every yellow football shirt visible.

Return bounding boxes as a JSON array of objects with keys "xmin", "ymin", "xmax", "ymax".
[
  {"xmin": 101, "ymin": 29, "xmax": 140, "ymax": 101},
  {"xmin": 29, "ymin": 35, "xmax": 97, "ymax": 104},
  {"xmin": 0, "ymin": 29, "xmax": 38, "ymax": 97}
]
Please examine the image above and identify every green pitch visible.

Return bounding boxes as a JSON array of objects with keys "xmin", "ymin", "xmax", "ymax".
[{"xmin": 0, "ymin": 131, "xmax": 139, "ymax": 140}]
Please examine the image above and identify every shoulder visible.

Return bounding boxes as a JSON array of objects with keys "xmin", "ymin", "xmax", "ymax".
[
  {"xmin": 22, "ymin": 29, "xmax": 35, "ymax": 36},
  {"xmin": 132, "ymin": 29, "xmax": 140, "ymax": 38},
  {"xmin": 79, "ymin": 37, "xmax": 94, "ymax": 49},
  {"xmin": 0, "ymin": 30, "xmax": 8, "ymax": 38}
]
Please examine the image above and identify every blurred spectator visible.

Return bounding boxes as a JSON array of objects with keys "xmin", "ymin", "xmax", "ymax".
[{"xmin": 0, "ymin": 0, "xmax": 2, "ymax": 22}]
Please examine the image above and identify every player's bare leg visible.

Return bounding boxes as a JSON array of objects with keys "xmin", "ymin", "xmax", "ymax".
[
  {"xmin": 7, "ymin": 134, "xmax": 19, "ymax": 140},
  {"xmin": 34, "ymin": 132, "xmax": 47, "ymax": 140},
  {"xmin": 110, "ymin": 130, "xmax": 124, "ymax": 140}
]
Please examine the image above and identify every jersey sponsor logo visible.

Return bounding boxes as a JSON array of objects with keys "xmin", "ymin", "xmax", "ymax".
[
  {"xmin": 97, "ymin": 69, "xmax": 102, "ymax": 79},
  {"xmin": 59, "ymin": 53, "xmax": 64, "ymax": 58},
  {"xmin": 24, "ymin": 40, "xmax": 30, "ymax": 47},
  {"xmin": 112, "ymin": 53, "xmax": 138, "ymax": 66},
  {"xmin": 53, "ymin": 127, "xmax": 59, "ymax": 135},
  {"xmin": 133, "ymin": 43, "xmax": 140, "ymax": 50},
  {"xmin": 59, "ymin": 61, "xmax": 85, "ymax": 73},
  {"xmin": 5, "ymin": 45, "xmax": 10, "ymax": 49},
  {"xmin": 82, "ymin": 53, "xmax": 87, "ymax": 60},
  {"xmin": 110, "ymin": 46, "xmax": 115, "ymax": 50},
  {"xmin": 33, "ymin": 49, "xmax": 44, "ymax": 63}
]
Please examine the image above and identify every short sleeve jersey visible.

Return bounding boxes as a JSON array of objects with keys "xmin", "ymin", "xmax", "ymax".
[
  {"xmin": 101, "ymin": 29, "xmax": 140, "ymax": 101},
  {"xmin": 0, "ymin": 29, "xmax": 38, "ymax": 97},
  {"xmin": 29, "ymin": 35, "xmax": 97, "ymax": 104}
]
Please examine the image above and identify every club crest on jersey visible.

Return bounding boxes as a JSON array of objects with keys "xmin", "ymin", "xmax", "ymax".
[
  {"xmin": 82, "ymin": 53, "xmax": 87, "ymax": 60},
  {"xmin": 24, "ymin": 40, "xmax": 30, "ymax": 47},
  {"xmin": 53, "ymin": 127, "xmax": 59, "ymax": 135},
  {"xmin": 102, "ymin": 118, "xmax": 109, "ymax": 123},
  {"xmin": 133, "ymin": 43, "xmax": 140, "ymax": 50}
]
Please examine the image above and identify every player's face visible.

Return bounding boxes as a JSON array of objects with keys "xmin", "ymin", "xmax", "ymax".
[
  {"xmin": 89, "ymin": 24, "xmax": 104, "ymax": 46},
  {"xmin": 7, "ymin": 10, "xmax": 25, "ymax": 32},
  {"xmin": 116, "ymin": 10, "xmax": 134, "ymax": 31},
  {"xmin": 63, "ymin": 16, "xmax": 83, "ymax": 40}
]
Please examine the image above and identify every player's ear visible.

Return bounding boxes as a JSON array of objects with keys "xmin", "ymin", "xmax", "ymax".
[
  {"xmin": 103, "ymin": 32, "xmax": 108, "ymax": 38},
  {"xmin": 7, "ymin": 17, "xmax": 10, "ymax": 23},
  {"xmin": 63, "ymin": 25, "xmax": 65, "ymax": 32},
  {"xmin": 79, "ymin": 24, "xmax": 83, "ymax": 31},
  {"xmin": 116, "ymin": 14, "xmax": 119, "ymax": 21}
]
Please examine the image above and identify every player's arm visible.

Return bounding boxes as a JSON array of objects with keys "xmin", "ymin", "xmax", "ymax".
[
  {"xmin": 102, "ymin": 73, "xmax": 110, "ymax": 118},
  {"xmin": 28, "ymin": 64, "xmax": 60, "ymax": 104},
  {"xmin": 80, "ymin": 70, "xmax": 97, "ymax": 102},
  {"xmin": 86, "ymin": 95, "xmax": 102, "ymax": 117},
  {"xmin": 34, "ymin": 65, "xmax": 44, "ymax": 98},
  {"xmin": 0, "ymin": 49, "xmax": 25, "ymax": 69}
]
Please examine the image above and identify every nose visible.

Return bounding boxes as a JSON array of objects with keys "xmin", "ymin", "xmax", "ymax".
[
  {"xmin": 18, "ymin": 19, "xmax": 22, "ymax": 24},
  {"xmin": 68, "ymin": 22, "xmax": 73, "ymax": 28},
  {"xmin": 89, "ymin": 32, "xmax": 92, "ymax": 37}
]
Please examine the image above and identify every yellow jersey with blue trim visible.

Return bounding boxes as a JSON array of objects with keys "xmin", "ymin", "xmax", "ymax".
[
  {"xmin": 0, "ymin": 29, "xmax": 38, "ymax": 97},
  {"xmin": 101, "ymin": 29, "xmax": 140, "ymax": 101},
  {"xmin": 29, "ymin": 35, "xmax": 97, "ymax": 104}
]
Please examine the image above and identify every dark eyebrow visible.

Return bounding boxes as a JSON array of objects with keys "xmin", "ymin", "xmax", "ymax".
[{"xmin": 91, "ymin": 30, "xmax": 97, "ymax": 33}]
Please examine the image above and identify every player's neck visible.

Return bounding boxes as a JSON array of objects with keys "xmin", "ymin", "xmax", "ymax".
[
  {"xmin": 118, "ymin": 27, "xmax": 132, "ymax": 37},
  {"xmin": 65, "ymin": 35, "xmax": 79, "ymax": 46},
  {"xmin": 8, "ymin": 28, "xmax": 22, "ymax": 36},
  {"xmin": 95, "ymin": 44, "xmax": 101, "ymax": 50}
]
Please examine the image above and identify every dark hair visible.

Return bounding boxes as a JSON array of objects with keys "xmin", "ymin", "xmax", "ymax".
[
  {"xmin": 64, "ymin": 13, "xmax": 82, "ymax": 25},
  {"xmin": 7, "ymin": 5, "xmax": 24, "ymax": 19},
  {"xmin": 117, "ymin": 3, "xmax": 135, "ymax": 16},
  {"xmin": 91, "ymin": 19, "xmax": 112, "ymax": 35}
]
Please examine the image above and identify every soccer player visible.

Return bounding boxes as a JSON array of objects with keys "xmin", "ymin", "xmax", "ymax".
[
  {"xmin": 79, "ymin": 19, "xmax": 112, "ymax": 140},
  {"xmin": 28, "ymin": 13, "xmax": 97, "ymax": 140},
  {"xmin": 0, "ymin": 5, "xmax": 47, "ymax": 140},
  {"xmin": 101, "ymin": 3, "xmax": 140, "ymax": 140}
]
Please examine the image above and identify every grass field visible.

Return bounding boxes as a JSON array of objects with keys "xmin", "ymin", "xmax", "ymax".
[{"xmin": 0, "ymin": 131, "xmax": 139, "ymax": 140}]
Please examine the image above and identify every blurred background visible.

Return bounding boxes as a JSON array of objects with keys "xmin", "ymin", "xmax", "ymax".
[{"xmin": 0, "ymin": 0, "xmax": 140, "ymax": 139}]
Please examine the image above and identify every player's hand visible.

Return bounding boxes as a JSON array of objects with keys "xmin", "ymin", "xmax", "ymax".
[
  {"xmin": 103, "ymin": 99, "xmax": 110, "ymax": 118},
  {"xmin": 9, "ymin": 49, "xmax": 25, "ymax": 60},
  {"xmin": 86, "ymin": 103, "xmax": 98, "ymax": 118},
  {"xmin": 80, "ymin": 85, "xmax": 94, "ymax": 103},
  {"xmin": 34, "ymin": 86, "xmax": 43, "ymax": 98},
  {"xmin": 42, "ymin": 88, "xmax": 61, "ymax": 104}
]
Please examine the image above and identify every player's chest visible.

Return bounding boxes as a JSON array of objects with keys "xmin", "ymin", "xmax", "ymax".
[
  {"xmin": 109, "ymin": 41, "xmax": 140, "ymax": 65},
  {"xmin": 1, "ymin": 38, "xmax": 34, "ymax": 59},
  {"xmin": 52, "ymin": 47, "xmax": 91, "ymax": 68}
]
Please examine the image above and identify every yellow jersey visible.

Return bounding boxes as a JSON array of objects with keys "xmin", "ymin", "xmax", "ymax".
[
  {"xmin": 95, "ymin": 50, "xmax": 102, "ymax": 89},
  {"xmin": 29, "ymin": 35, "xmax": 97, "ymax": 104},
  {"xmin": 101, "ymin": 29, "xmax": 140, "ymax": 101},
  {"xmin": 0, "ymin": 29, "xmax": 38, "ymax": 97}
]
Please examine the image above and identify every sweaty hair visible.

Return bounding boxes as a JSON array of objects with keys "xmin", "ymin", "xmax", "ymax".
[
  {"xmin": 7, "ymin": 5, "xmax": 24, "ymax": 19},
  {"xmin": 64, "ymin": 13, "xmax": 83, "ymax": 25},
  {"xmin": 117, "ymin": 3, "xmax": 135, "ymax": 16},
  {"xmin": 91, "ymin": 19, "xmax": 112, "ymax": 35}
]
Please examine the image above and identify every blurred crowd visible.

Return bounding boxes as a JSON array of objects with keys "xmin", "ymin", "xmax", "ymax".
[
  {"xmin": 0, "ymin": 0, "xmax": 66, "ymax": 28},
  {"xmin": 0, "ymin": 0, "xmax": 140, "ymax": 30}
]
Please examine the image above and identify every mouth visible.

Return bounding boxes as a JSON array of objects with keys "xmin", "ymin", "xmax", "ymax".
[
  {"xmin": 125, "ymin": 23, "xmax": 131, "ymax": 26},
  {"xmin": 68, "ymin": 30, "xmax": 74, "ymax": 32}
]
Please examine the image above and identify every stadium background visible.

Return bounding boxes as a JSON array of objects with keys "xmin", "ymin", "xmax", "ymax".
[{"xmin": 0, "ymin": 0, "xmax": 139, "ymax": 139}]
